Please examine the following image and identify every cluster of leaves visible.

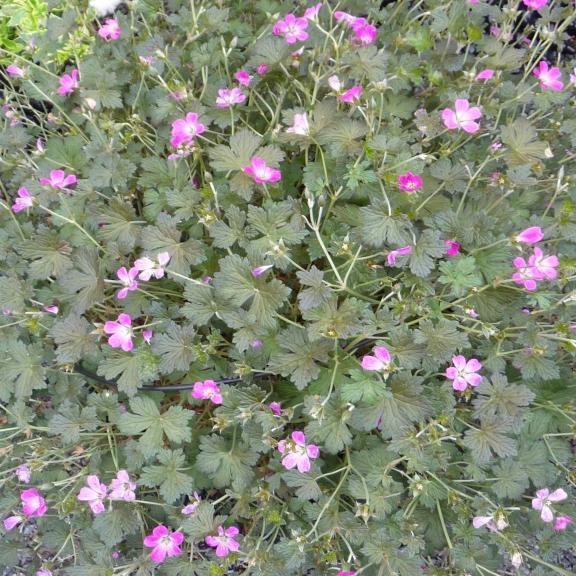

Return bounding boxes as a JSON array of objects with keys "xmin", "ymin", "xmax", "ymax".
[{"xmin": 0, "ymin": 0, "xmax": 575, "ymax": 575}]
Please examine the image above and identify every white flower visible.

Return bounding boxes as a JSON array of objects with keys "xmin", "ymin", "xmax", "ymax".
[{"xmin": 88, "ymin": 0, "xmax": 124, "ymax": 16}]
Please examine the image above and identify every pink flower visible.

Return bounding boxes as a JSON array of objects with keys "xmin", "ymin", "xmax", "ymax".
[
  {"xmin": 468, "ymin": 0, "xmax": 479, "ymax": 4},
  {"xmin": 529, "ymin": 247, "xmax": 559, "ymax": 281},
  {"xmin": 21, "ymin": 489, "xmax": 47, "ymax": 517},
  {"xmin": 512, "ymin": 256, "xmax": 539, "ymax": 291},
  {"xmin": 134, "ymin": 252, "xmax": 170, "ymax": 281},
  {"xmin": 169, "ymin": 89, "xmax": 187, "ymax": 101},
  {"xmin": 39, "ymin": 169, "xmax": 77, "ymax": 191},
  {"xmin": 339, "ymin": 85, "xmax": 362, "ymax": 103},
  {"xmin": 445, "ymin": 240, "xmax": 461, "ymax": 256},
  {"xmin": 6, "ymin": 64, "xmax": 24, "ymax": 77},
  {"xmin": 269, "ymin": 402, "xmax": 282, "ymax": 416},
  {"xmin": 182, "ymin": 492, "xmax": 201, "ymax": 515},
  {"xmin": 328, "ymin": 75, "xmax": 342, "ymax": 91},
  {"xmin": 77, "ymin": 475, "xmax": 108, "ymax": 514},
  {"xmin": 15, "ymin": 465, "xmax": 31, "ymax": 483},
  {"xmin": 170, "ymin": 112, "xmax": 205, "ymax": 148},
  {"xmin": 43, "ymin": 305, "xmax": 59, "ymax": 314},
  {"xmin": 570, "ymin": 67, "xmax": 576, "ymax": 85},
  {"xmin": 257, "ymin": 64, "xmax": 268, "ymax": 75},
  {"xmin": 278, "ymin": 431, "xmax": 319, "ymax": 473},
  {"xmin": 58, "ymin": 69, "xmax": 79, "ymax": 96},
  {"xmin": 304, "ymin": 3, "xmax": 322, "ymax": 20},
  {"xmin": 205, "ymin": 526, "xmax": 240, "ymax": 557},
  {"xmin": 441, "ymin": 99, "xmax": 482, "ymax": 133},
  {"xmin": 108, "ymin": 470, "xmax": 136, "ymax": 502},
  {"xmin": 533, "ymin": 61, "xmax": 564, "ymax": 91},
  {"xmin": 143, "ymin": 329, "xmax": 153, "ymax": 344},
  {"xmin": 98, "ymin": 18, "xmax": 121, "ymax": 40},
  {"xmin": 445, "ymin": 355, "xmax": 482, "ymax": 391},
  {"xmin": 103, "ymin": 313, "xmax": 134, "ymax": 352},
  {"xmin": 398, "ymin": 172, "xmax": 423, "ymax": 193},
  {"xmin": 272, "ymin": 14, "xmax": 309, "ymax": 44},
  {"xmin": 476, "ymin": 69, "xmax": 494, "ymax": 81},
  {"xmin": 251, "ymin": 339, "xmax": 263, "ymax": 348},
  {"xmin": 387, "ymin": 245, "xmax": 412, "ymax": 265},
  {"xmin": 522, "ymin": 0, "xmax": 548, "ymax": 9},
  {"xmin": 3, "ymin": 515, "xmax": 22, "ymax": 531},
  {"xmin": 338, "ymin": 573, "xmax": 356, "ymax": 576},
  {"xmin": 361, "ymin": 345, "xmax": 392, "ymax": 371},
  {"xmin": 554, "ymin": 515, "xmax": 573, "ymax": 531},
  {"xmin": 192, "ymin": 379, "xmax": 223, "ymax": 405},
  {"xmin": 465, "ymin": 308, "xmax": 479, "ymax": 319},
  {"xmin": 334, "ymin": 11, "xmax": 357, "ymax": 25},
  {"xmin": 286, "ymin": 112, "xmax": 310, "ymax": 136},
  {"xmin": 116, "ymin": 267, "xmax": 138, "ymax": 299},
  {"xmin": 242, "ymin": 157, "xmax": 282, "ymax": 184},
  {"xmin": 472, "ymin": 515, "xmax": 508, "ymax": 532},
  {"xmin": 36, "ymin": 570, "xmax": 53, "ymax": 576},
  {"xmin": 532, "ymin": 488, "xmax": 567, "ymax": 522},
  {"xmin": 215, "ymin": 87, "xmax": 246, "ymax": 108},
  {"xmin": 235, "ymin": 70, "xmax": 252, "ymax": 87},
  {"xmin": 352, "ymin": 24, "xmax": 377, "ymax": 46},
  {"xmin": 515, "ymin": 226, "xmax": 544, "ymax": 244},
  {"xmin": 144, "ymin": 525, "xmax": 185, "ymax": 564},
  {"xmin": 12, "ymin": 187, "xmax": 34, "ymax": 213},
  {"xmin": 251, "ymin": 264, "xmax": 274, "ymax": 277}
]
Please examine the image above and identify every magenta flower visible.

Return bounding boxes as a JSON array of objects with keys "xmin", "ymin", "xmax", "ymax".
[
  {"xmin": 58, "ymin": 69, "xmax": 79, "ymax": 96},
  {"xmin": 116, "ymin": 267, "xmax": 138, "ymax": 299},
  {"xmin": 361, "ymin": 345, "xmax": 392, "ymax": 371},
  {"xmin": 472, "ymin": 514, "xmax": 508, "ymax": 532},
  {"xmin": 304, "ymin": 3, "xmax": 322, "ymax": 19},
  {"xmin": 144, "ymin": 525, "xmax": 185, "ymax": 564},
  {"xmin": 476, "ymin": 69, "xmax": 494, "ymax": 81},
  {"xmin": 108, "ymin": 470, "xmax": 136, "ymax": 502},
  {"xmin": 251, "ymin": 264, "xmax": 274, "ymax": 277},
  {"xmin": 134, "ymin": 252, "xmax": 170, "ymax": 281},
  {"xmin": 170, "ymin": 112, "xmax": 205, "ymax": 148},
  {"xmin": 103, "ymin": 313, "xmax": 134, "ymax": 352},
  {"xmin": 515, "ymin": 226, "xmax": 544, "ymax": 244},
  {"xmin": 192, "ymin": 379, "xmax": 223, "ymax": 405},
  {"xmin": 215, "ymin": 87, "xmax": 246, "ymax": 108},
  {"xmin": 465, "ymin": 308, "xmax": 479, "ymax": 319},
  {"xmin": 512, "ymin": 256, "xmax": 538, "ymax": 291},
  {"xmin": 398, "ymin": 172, "xmax": 423, "ymax": 193},
  {"xmin": 445, "ymin": 355, "xmax": 482, "ymax": 391},
  {"xmin": 235, "ymin": 70, "xmax": 252, "ymax": 86},
  {"xmin": 181, "ymin": 492, "xmax": 201, "ymax": 515},
  {"xmin": 77, "ymin": 475, "xmax": 108, "ymax": 514},
  {"xmin": 387, "ymin": 245, "xmax": 412, "ymax": 265},
  {"xmin": 338, "ymin": 573, "xmax": 356, "ymax": 576},
  {"xmin": 441, "ymin": 99, "xmax": 482, "ymax": 133},
  {"xmin": 286, "ymin": 112, "xmax": 310, "ymax": 136},
  {"xmin": 334, "ymin": 11, "xmax": 357, "ymax": 25},
  {"xmin": 205, "ymin": 526, "xmax": 240, "ymax": 557},
  {"xmin": 6, "ymin": 64, "xmax": 24, "ymax": 77},
  {"xmin": 352, "ymin": 23, "xmax": 377, "ymax": 46},
  {"xmin": 15, "ymin": 465, "xmax": 31, "ymax": 483},
  {"xmin": 272, "ymin": 14, "xmax": 309, "ymax": 44},
  {"xmin": 242, "ymin": 157, "xmax": 282, "ymax": 184},
  {"xmin": 529, "ymin": 247, "xmax": 559, "ymax": 281},
  {"xmin": 143, "ymin": 329, "xmax": 153, "ymax": 344},
  {"xmin": 445, "ymin": 240, "xmax": 461, "ymax": 256},
  {"xmin": 554, "ymin": 515, "xmax": 573, "ymax": 531},
  {"xmin": 43, "ymin": 305, "xmax": 59, "ymax": 314},
  {"xmin": 339, "ymin": 85, "xmax": 362, "ymax": 103},
  {"xmin": 12, "ymin": 187, "xmax": 34, "ymax": 213},
  {"xmin": 251, "ymin": 339, "xmax": 263, "ymax": 348},
  {"xmin": 39, "ymin": 169, "xmax": 77, "ymax": 192},
  {"xmin": 3, "ymin": 515, "xmax": 22, "ymax": 530},
  {"xmin": 257, "ymin": 64, "xmax": 268, "ymax": 75},
  {"xmin": 36, "ymin": 570, "xmax": 53, "ymax": 576},
  {"xmin": 98, "ymin": 18, "xmax": 121, "ymax": 40},
  {"xmin": 533, "ymin": 61, "xmax": 564, "ymax": 91},
  {"xmin": 522, "ymin": 0, "xmax": 548, "ymax": 9},
  {"xmin": 21, "ymin": 489, "xmax": 47, "ymax": 517},
  {"xmin": 269, "ymin": 402, "xmax": 282, "ymax": 416},
  {"xmin": 532, "ymin": 488, "xmax": 567, "ymax": 522},
  {"xmin": 278, "ymin": 431, "xmax": 319, "ymax": 473}
]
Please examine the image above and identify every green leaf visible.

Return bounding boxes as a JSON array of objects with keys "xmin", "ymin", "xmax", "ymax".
[
  {"xmin": 489, "ymin": 460, "xmax": 529, "ymax": 498},
  {"xmin": 438, "ymin": 256, "xmax": 483, "ymax": 297},
  {"xmin": 305, "ymin": 398, "xmax": 353, "ymax": 454},
  {"xmin": 152, "ymin": 322, "xmax": 196, "ymax": 373},
  {"xmin": 267, "ymin": 327, "xmax": 331, "ymax": 390},
  {"xmin": 92, "ymin": 508, "xmax": 141, "ymax": 547},
  {"xmin": 51, "ymin": 315, "xmax": 98, "ymax": 364},
  {"xmin": 17, "ymin": 229, "xmax": 73, "ymax": 279},
  {"xmin": 196, "ymin": 434, "xmax": 258, "ymax": 490},
  {"xmin": 93, "ymin": 199, "xmax": 142, "ymax": 251},
  {"xmin": 517, "ymin": 351, "xmax": 560, "ymax": 381},
  {"xmin": 0, "ymin": 341, "xmax": 46, "ymax": 400},
  {"xmin": 359, "ymin": 203, "xmax": 413, "ymax": 247},
  {"xmin": 408, "ymin": 229, "xmax": 445, "ymax": 278},
  {"xmin": 317, "ymin": 119, "xmax": 368, "ymax": 156},
  {"xmin": 60, "ymin": 248, "xmax": 105, "ymax": 313},
  {"xmin": 303, "ymin": 297, "xmax": 368, "ymax": 340},
  {"xmin": 463, "ymin": 418, "xmax": 517, "ymax": 464},
  {"xmin": 118, "ymin": 396, "xmax": 193, "ymax": 457},
  {"xmin": 340, "ymin": 368, "xmax": 388, "ymax": 404},
  {"xmin": 282, "ymin": 470, "xmax": 322, "ymax": 501},
  {"xmin": 0, "ymin": 276, "xmax": 33, "ymax": 313},
  {"xmin": 414, "ymin": 319, "xmax": 470, "ymax": 370},
  {"xmin": 48, "ymin": 402, "xmax": 99, "ymax": 444},
  {"xmin": 501, "ymin": 117, "xmax": 549, "ymax": 166},
  {"xmin": 140, "ymin": 448, "xmax": 193, "ymax": 504},
  {"xmin": 182, "ymin": 283, "xmax": 237, "ymax": 326},
  {"xmin": 296, "ymin": 266, "xmax": 333, "ymax": 311},
  {"xmin": 209, "ymin": 128, "xmax": 261, "ymax": 172},
  {"xmin": 208, "ymin": 205, "xmax": 250, "ymax": 249},
  {"xmin": 97, "ymin": 349, "xmax": 158, "ymax": 397}
]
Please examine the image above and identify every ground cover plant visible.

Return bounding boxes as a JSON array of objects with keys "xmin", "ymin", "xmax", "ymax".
[{"xmin": 0, "ymin": 0, "xmax": 576, "ymax": 574}]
